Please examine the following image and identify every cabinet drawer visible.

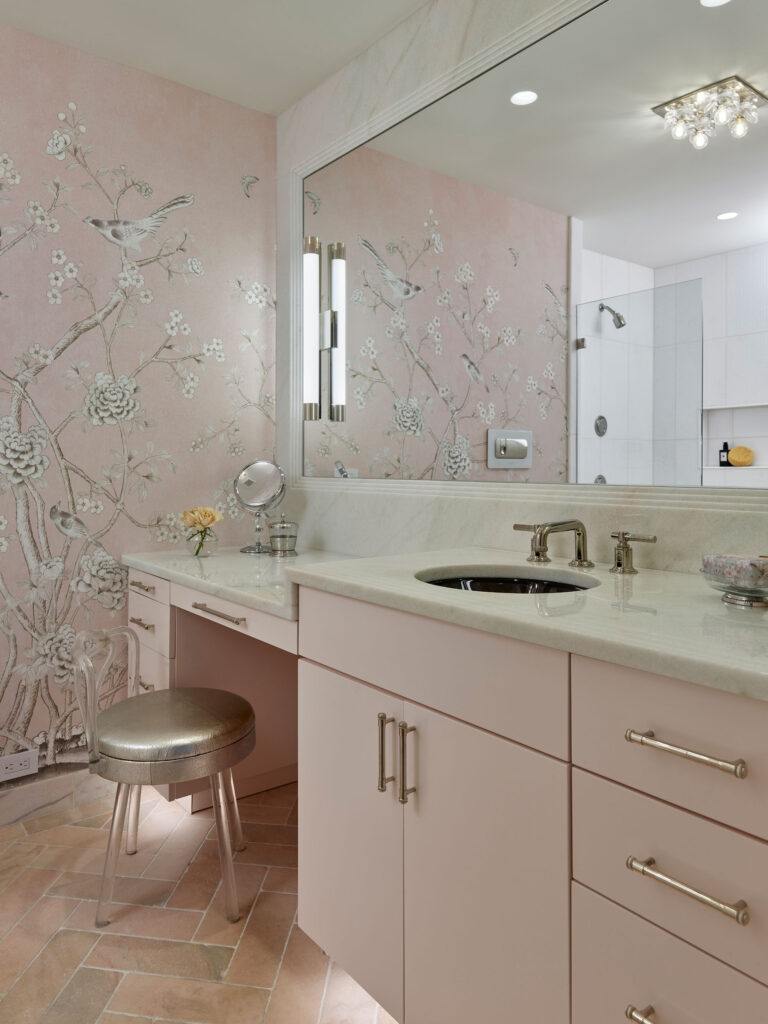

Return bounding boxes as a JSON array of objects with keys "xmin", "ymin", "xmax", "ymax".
[
  {"xmin": 572, "ymin": 883, "xmax": 768, "ymax": 1024},
  {"xmin": 128, "ymin": 590, "xmax": 174, "ymax": 658},
  {"xmin": 299, "ymin": 587, "xmax": 569, "ymax": 759},
  {"xmin": 127, "ymin": 568, "xmax": 169, "ymax": 605},
  {"xmin": 171, "ymin": 583, "xmax": 297, "ymax": 654},
  {"xmin": 573, "ymin": 769, "xmax": 768, "ymax": 986},
  {"xmin": 572, "ymin": 655, "xmax": 768, "ymax": 839},
  {"xmin": 137, "ymin": 647, "xmax": 171, "ymax": 692}
]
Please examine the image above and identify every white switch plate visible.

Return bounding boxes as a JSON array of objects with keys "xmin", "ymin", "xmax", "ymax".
[{"xmin": 487, "ymin": 429, "xmax": 533, "ymax": 469}]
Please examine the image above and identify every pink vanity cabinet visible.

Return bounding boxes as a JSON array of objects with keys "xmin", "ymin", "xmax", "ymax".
[
  {"xmin": 127, "ymin": 567, "xmax": 299, "ymax": 809},
  {"xmin": 297, "ymin": 587, "xmax": 571, "ymax": 1024},
  {"xmin": 572, "ymin": 656, "xmax": 768, "ymax": 1023}
]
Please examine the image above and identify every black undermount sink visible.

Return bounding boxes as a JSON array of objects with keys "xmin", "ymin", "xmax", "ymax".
[{"xmin": 426, "ymin": 575, "xmax": 590, "ymax": 594}]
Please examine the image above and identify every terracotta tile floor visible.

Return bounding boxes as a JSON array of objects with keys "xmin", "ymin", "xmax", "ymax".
[{"xmin": 0, "ymin": 785, "xmax": 397, "ymax": 1024}]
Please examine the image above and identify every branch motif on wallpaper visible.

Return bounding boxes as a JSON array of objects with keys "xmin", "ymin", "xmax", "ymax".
[
  {"xmin": 0, "ymin": 102, "xmax": 275, "ymax": 767},
  {"xmin": 306, "ymin": 209, "xmax": 567, "ymax": 481}
]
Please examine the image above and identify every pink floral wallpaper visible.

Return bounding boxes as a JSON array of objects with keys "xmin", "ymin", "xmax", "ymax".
[
  {"xmin": 303, "ymin": 145, "xmax": 569, "ymax": 481},
  {"xmin": 0, "ymin": 26, "xmax": 275, "ymax": 768}
]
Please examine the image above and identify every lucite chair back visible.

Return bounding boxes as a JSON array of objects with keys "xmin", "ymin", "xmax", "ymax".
[{"xmin": 73, "ymin": 625, "xmax": 255, "ymax": 927}]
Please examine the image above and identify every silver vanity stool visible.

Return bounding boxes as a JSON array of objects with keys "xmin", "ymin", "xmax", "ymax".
[{"xmin": 73, "ymin": 625, "xmax": 255, "ymax": 927}]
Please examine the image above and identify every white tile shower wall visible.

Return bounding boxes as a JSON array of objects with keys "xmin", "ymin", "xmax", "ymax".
[
  {"xmin": 659, "ymin": 242, "xmax": 768, "ymax": 478},
  {"xmin": 577, "ymin": 251, "xmax": 654, "ymax": 484}
]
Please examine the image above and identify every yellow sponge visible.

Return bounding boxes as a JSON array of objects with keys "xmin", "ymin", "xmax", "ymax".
[{"xmin": 728, "ymin": 445, "xmax": 754, "ymax": 467}]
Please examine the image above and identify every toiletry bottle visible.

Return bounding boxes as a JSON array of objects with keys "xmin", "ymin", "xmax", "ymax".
[{"xmin": 719, "ymin": 442, "xmax": 730, "ymax": 467}]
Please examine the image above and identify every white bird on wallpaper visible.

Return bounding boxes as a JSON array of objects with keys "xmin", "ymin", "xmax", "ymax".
[
  {"xmin": 83, "ymin": 195, "xmax": 195, "ymax": 251},
  {"xmin": 241, "ymin": 175, "xmax": 260, "ymax": 198},
  {"xmin": 304, "ymin": 190, "xmax": 321, "ymax": 215},
  {"xmin": 544, "ymin": 282, "xmax": 567, "ymax": 321},
  {"xmin": 460, "ymin": 353, "xmax": 489, "ymax": 392},
  {"xmin": 49, "ymin": 502, "xmax": 104, "ymax": 548},
  {"xmin": 358, "ymin": 236, "xmax": 424, "ymax": 302}
]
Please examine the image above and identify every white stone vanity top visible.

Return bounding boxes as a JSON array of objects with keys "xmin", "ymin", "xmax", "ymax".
[
  {"xmin": 287, "ymin": 547, "xmax": 768, "ymax": 702},
  {"xmin": 122, "ymin": 548, "xmax": 345, "ymax": 621}
]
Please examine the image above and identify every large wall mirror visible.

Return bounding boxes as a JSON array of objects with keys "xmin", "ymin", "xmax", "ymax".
[{"xmin": 302, "ymin": 0, "xmax": 768, "ymax": 489}]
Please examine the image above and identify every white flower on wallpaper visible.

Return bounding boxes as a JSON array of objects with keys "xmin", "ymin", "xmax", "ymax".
[{"xmin": 0, "ymin": 101, "xmax": 275, "ymax": 767}]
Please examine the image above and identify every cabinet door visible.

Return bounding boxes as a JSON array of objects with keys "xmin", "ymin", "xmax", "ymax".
[
  {"xmin": 298, "ymin": 661, "xmax": 404, "ymax": 1021},
  {"xmin": 403, "ymin": 702, "xmax": 570, "ymax": 1024}
]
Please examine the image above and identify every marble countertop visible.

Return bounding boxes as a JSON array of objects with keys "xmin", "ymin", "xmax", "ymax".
[
  {"xmin": 287, "ymin": 547, "xmax": 768, "ymax": 702},
  {"xmin": 122, "ymin": 548, "xmax": 345, "ymax": 621}
]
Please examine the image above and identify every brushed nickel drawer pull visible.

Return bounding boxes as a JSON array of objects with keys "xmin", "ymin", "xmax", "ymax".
[
  {"xmin": 626, "ymin": 1005, "xmax": 655, "ymax": 1024},
  {"xmin": 129, "ymin": 580, "xmax": 155, "ymax": 594},
  {"xmin": 191, "ymin": 601, "xmax": 246, "ymax": 627},
  {"xmin": 377, "ymin": 713, "xmax": 395, "ymax": 793},
  {"xmin": 398, "ymin": 721, "xmax": 416, "ymax": 804},
  {"xmin": 626, "ymin": 856, "xmax": 749, "ymax": 925},
  {"xmin": 625, "ymin": 728, "xmax": 747, "ymax": 779},
  {"xmin": 129, "ymin": 616, "xmax": 155, "ymax": 632}
]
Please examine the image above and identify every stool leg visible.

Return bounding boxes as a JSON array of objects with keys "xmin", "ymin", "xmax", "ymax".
[
  {"xmin": 96, "ymin": 782, "xmax": 130, "ymax": 927},
  {"xmin": 224, "ymin": 769, "xmax": 245, "ymax": 852},
  {"xmin": 211, "ymin": 772, "xmax": 240, "ymax": 923},
  {"xmin": 126, "ymin": 785, "xmax": 142, "ymax": 855}
]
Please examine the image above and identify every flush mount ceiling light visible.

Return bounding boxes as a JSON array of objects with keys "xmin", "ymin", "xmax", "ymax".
[
  {"xmin": 653, "ymin": 76, "xmax": 768, "ymax": 149},
  {"xmin": 700, "ymin": 0, "xmax": 732, "ymax": 6},
  {"xmin": 717, "ymin": 211, "xmax": 738, "ymax": 220},
  {"xmin": 510, "ymin": 90, "xmax": 538, "ymax": 105}
]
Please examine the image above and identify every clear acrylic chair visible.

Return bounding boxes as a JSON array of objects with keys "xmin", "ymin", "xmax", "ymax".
[{"xmin": 73, "ymin": 626, "xmax": 255, "ymax": 927}]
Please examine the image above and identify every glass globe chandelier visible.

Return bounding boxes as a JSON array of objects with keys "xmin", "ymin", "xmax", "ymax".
[{"xmin": 653, "ymin": 76, "xmax": 766, "ymax": 150}]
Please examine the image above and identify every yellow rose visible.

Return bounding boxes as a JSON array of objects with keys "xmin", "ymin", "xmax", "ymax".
[
  {"xmin": 180, "ymin": 506, "xmax": 222, "ymax": 530},
  {"xmin": 196, "ymin": 506, "xmax": 222, "ymax": 528}
]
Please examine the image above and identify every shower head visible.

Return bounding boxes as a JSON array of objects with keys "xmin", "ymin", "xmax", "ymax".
[{"xmin": 599, "ymin": 302, "xmax": 626, "ymax": 329}]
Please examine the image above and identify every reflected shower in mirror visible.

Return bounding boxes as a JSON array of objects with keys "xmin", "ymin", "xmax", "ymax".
[{"xmin": 302, "ymin": 0, "xmax": 768, "ymax": 488}]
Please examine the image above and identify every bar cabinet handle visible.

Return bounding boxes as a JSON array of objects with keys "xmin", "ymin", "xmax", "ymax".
[
  {"xmin": 398, "ymin": 721, "xmax": 416, "ymax": 804},
  {"xmin": 129, "ymin": 616, "xmax": 155, "ymax": 632},
  {"xmin": 191, "ymin": 602, "xmax": 246, "ymax": 627},
  {"xmin": 129, "ymin": 580, "xmax": 155, "ymax": 594},
  {"xmin": 626, "ymin": 1006, "xmax": 655, "ymax": 1024},
  {"xmin": 625, "ymin": 728, "xmax": 747, "ymax": 779},
  {"xmin": 626, "ymin": 856, "xmax": 749, "ymax": 925},
  {"xmin": 377, "ymin": 714, "xmax": 395, "ymax": 792}
]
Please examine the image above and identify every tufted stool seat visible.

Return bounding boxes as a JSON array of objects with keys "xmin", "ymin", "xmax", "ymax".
[{"xmin": 74, "ymin": 627, "xmax": 255, "ymax": 928}]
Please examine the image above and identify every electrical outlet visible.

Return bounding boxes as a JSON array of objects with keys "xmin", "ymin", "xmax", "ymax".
[{"xmin": 0, "ymin": 749, "xmax": 39, "ymax": 782}]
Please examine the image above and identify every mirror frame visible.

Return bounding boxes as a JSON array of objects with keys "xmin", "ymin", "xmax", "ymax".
[{"xmin": 275, "ymin": 0, "xmax": 768, "ymax": 513}]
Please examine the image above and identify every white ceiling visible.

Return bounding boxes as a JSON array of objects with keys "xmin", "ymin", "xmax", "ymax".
[
  {"xmin": 366, "ymin": 0, "xmax": 768, "ymax": 269},
  {"xmin": 0, "ymin": 0, "xmax": 429, "ymax": 115}
]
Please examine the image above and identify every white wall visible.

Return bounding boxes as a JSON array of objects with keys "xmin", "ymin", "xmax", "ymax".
[
  {"xmin": 577, "ymin": 250, "xmax": 654, "ymax": 485},
  {"xmin": 657, "ymin": 243, "xmax": 768, "ymax": 488}
]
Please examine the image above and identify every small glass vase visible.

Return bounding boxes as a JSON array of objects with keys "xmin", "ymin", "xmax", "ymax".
[{"xmin": 186, "ymin": 528, "xmax": 218, "ymax": 558}]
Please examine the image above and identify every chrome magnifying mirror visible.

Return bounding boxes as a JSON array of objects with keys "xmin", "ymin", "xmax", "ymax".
[{"xmin": 233, "ymin": 460, "xmax": 286, "ymax": 554}]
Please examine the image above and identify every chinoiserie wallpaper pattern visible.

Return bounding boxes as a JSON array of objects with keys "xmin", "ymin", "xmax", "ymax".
[
  {"xmin": 0, "ymin": 26, "xmax": 276, "ymax": 769},
  {"xmin": 303, "ymin": 145, "xmax": 569, "ymax": 482}
]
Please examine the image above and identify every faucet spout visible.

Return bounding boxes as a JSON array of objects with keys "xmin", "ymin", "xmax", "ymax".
[{"xmin": 513, "ymin": 519, "xmax": 594, "ymax": 568}]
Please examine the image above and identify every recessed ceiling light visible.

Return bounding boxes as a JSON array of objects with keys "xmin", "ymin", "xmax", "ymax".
[
  {"xmin": 510, "ymin": 91, "xmax": 538, "ymax": 106},
  {"xmin": 700, "ymin": 0, "xmax": 732, "ymax": 6},
  {"xmin": 717, "ymin": 211, "xmax": 738, "ymax": 220}
]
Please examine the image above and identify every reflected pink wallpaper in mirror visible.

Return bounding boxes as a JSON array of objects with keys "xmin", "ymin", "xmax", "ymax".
[{"xmin": 304, "ymin": 145, "xmax": 569, "ymax": 482}]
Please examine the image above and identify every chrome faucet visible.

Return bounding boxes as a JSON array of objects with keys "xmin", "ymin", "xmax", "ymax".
[{"xmin": 513, "ymin": 520, "xmax": 594, "ymax": 568}]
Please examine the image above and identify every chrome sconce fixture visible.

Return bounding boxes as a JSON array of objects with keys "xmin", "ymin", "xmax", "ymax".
[
  {"xmin": 653, "ymin": 76, "xmax": 767, "ymax": 150},
  {"xmin": 302, "ymin": 236, "xmax": 346, "ymax": 421}
]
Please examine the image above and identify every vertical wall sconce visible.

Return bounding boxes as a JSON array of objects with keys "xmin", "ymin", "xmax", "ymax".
[
  {"xmin": 328, "ymin": 242, "xmax": 346, "ymax": 422},
  {"xmin": 302, "ymin": 236, "xmax": 346, "ymax": 422},
  {"xmin": 302, "ymin": 236, "xmax": 321, "ymax": 421}
]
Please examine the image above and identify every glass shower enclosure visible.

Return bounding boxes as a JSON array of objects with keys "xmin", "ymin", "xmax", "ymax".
[{"xmin": 574, "ymin": 279, "xmax": 703, "ymax": 486}]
